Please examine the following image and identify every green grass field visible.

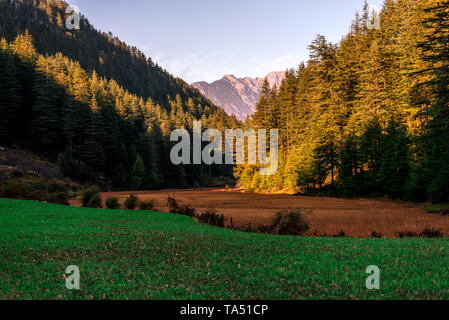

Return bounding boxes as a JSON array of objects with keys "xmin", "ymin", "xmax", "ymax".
[{"xmin": 1, "ymin": 198, "xmax": 449, "ymax": 300}]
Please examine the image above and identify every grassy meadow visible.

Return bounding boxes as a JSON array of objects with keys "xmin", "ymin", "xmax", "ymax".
[{"xmin": 1, "ymin": 198, "xmax": 449, "ymax": 300}]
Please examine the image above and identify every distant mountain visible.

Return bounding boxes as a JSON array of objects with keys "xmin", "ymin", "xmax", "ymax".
[{"xmin": 192, "ymin": 71, "xmax": 285, "ymax": 120}]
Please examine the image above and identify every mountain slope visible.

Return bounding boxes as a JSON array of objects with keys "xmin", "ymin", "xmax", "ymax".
[
  {"xmin": 192, "ymin": 71, "xmax": 285, "ymax": 120},
  {"xmin": 0, "ymin": 0, "xmax": 237, "ymax": 189},
  {"xmin": 0, "ymin": 0, "xmax": 215, "ymax": 111}
]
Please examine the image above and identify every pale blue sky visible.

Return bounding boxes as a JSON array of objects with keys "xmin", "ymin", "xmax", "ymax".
[{"xmin": 67, "ymin": 0, "xmax": 384, "ymax": 83}]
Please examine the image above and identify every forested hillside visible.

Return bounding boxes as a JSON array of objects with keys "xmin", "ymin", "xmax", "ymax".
[
  {"xmin": 0, "ymin": 0, "xmax": 238, "ymax": 189},
  {"xmin": 239, "ymin": 0, "xmax": 449, "ymax": 204},
  {"xmin": 0, "ymin": 0, "xmax": 214, "ymax": 106}
]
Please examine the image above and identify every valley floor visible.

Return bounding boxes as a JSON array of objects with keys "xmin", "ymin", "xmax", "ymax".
[
  {"xmin": 0, "ymin": 199, "xmax": 449, "ymax": 299},
  {"xmin": 2, "ymin": 198, "xmax": 449, "ymax": 300},
  {"xmin": 70, "ymin": 188, "xmax": 449, "ymax": 238}
]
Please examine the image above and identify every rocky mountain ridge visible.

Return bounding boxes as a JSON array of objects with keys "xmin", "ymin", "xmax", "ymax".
[{"xmin": 192, "ymin": 71, "xmax": 285, "ymax": 120}]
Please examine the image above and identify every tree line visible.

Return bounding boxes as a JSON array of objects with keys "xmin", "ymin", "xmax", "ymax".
[
  {"xmin": 0, "ymin": 0, "xmax": 214, "ymax": 108},
  {"xmin": 0, "ymin": 31, "xmax": 237, "ymax": 189},
  {"xmin": 239, "ymin": 0, "xmax": 449, "ymax": 204}
]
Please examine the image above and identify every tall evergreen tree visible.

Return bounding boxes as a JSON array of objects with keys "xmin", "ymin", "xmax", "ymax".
[
  {"xmin": 379, "ymin": 118, "xmax": 411, "ymax": 199},
  {"xmin": 419, "ymin": 0, "xmax": 449, "ymax": 203},
  {"xmin": 253, "ymin": 79, "xmax": 271, "ymax": 128},
  {"xmin": 131, "ymin": 154, "xmax": 145, "ymax": 190},
  {"xmin": 0, "ymin": 39, "xmax": 21, "ymax": 145},
  {"xmin": 31, "ymin": 55, "xmax": 62, "ymax": 154}
]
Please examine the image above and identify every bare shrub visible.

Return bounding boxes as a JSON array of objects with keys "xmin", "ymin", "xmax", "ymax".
[
  {"xmin": 167, "ymin": 196, "xmax": 196, "ymax": 217},
  {"xmin": 420, "ymin": 226, "xmax": 443, "ymax": 238},
  {"xmin": 138, "ymin": 199, "xmax": 156, "ymax": 211},
  {"xmin": 197, "ymin": 210, "xmax": 225, "ymax": 227},
  {"xmin": 227, "ymin": 210, "xmax": 310, "ymax": 236},
  {"xmin": 54, "ymin": 192, "xmax": 69, "ymax": 205},
  {"xmin": 86, "ymin": 193, "xmax": 102, "ymax": 208},
  {"xmin": 81, "ymin": 187, "xmax": 100, "ymax": 207},
  {"xmin": 0, "ymin": 179, "xmax": 70, "ymax": 205},
  {"xmin": 399, "ymin": 226, "xmax": 443, "ymax": 238},
  {"xmin": 124, "ymin": 194, "xmax": 139, "ymax": 210},
  {"xmin": 398, "ymin": 231, "xmax": 419, "ymax": 238},
  {"xmin": 370, "ymin": 231, "xmax": 383, "ymax": 238},
  {"xmin": 271, "ymin": 209, "xmax": 310, "ymax": 236},
  {"xmin": 333, "ymin": 230, "xmax": 347, "ymax": 238},
  {"xmin": 105, "ymin": 197, "xmax": 120, "ymax": 209},
  {"xmin": 251, "ymin": 224, "xmax": 273, "ymax": 234},
  {"xmin": 1, "ymin": 180, "xmax": 26, "ymax": 199}
]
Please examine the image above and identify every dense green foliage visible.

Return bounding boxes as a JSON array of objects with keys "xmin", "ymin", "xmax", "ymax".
[
  {"xmin": 1, "ymin": 198, "xmax": 449, "ymax": 299},
  {"xmin": 0, "ymin": 179, "xmax": 70, "ymax": 204},
  {"xmin": 124, "ymin": 194, "xmax": 139, "ymax": 210},
  {"xmin": 80, "ymin": 187, "xmax": 100, "ymax": 208},
  {"xmin": 0, "ymin": 0, "xmax": 238, "ymax": 189},
  {"xmin": 239, "ymin": 0, "xmax": 449, "ymax": 203},
  {"xmin": 105, "ymin": 197, "xmax": 120, "ymax": 210}
]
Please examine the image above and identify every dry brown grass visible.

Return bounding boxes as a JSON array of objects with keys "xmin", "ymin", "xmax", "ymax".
[{"xmin": 70, "ymin": 188, "xmax": 449, "ymax": 238}]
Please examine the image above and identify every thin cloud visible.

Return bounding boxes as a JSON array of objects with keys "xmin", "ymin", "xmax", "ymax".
[{"xmin": 149, "ymin": 50, "xmax": 305, "ymax": 83}]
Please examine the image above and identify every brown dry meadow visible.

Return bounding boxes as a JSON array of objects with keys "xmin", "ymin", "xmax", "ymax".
[{"xmin": 71, "ymin": 188, "xmax": 449, "ymax": 238}]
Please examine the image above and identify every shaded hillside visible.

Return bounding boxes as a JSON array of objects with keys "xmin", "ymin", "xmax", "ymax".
[
  {"xmin": 0, "ymin": 0, "xmax": 216, "ymax": 110},
  {"xmin": 0, "ymin": 147, "xmax": 62, "ymax": 180},
  {"xmin": 0, "ymin": 0, "xmax": 239, "ymax": 189}
]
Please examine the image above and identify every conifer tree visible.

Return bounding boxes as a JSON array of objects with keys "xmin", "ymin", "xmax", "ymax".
[
  {"xmin": 253, "ymin": 79, "xmax": 271, "ymax": 128},
  {"xmin": 131, "ymin": 154, "xmax": 145, "ymax": 190},
  {"xmin": 0, "ymin": 39, "xmax": 21, "ymax": 145},
  {"xmin": 419, "ymin": 0, "xmax": 449, "ymax": 203},
  {"xmin": 31, "ymin": 56, "xmax": 62, "ymax": 154},
  {"xmin": 313, "ymin": 132, "xmax": 340, "ymax": 189},
  {"xmin": 340, "ymin": 133, "xmax": 360, "ymax": 196},
  {"xmin": 379, "ymin": 118, "xmax": 411, "ymax": 199}
]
